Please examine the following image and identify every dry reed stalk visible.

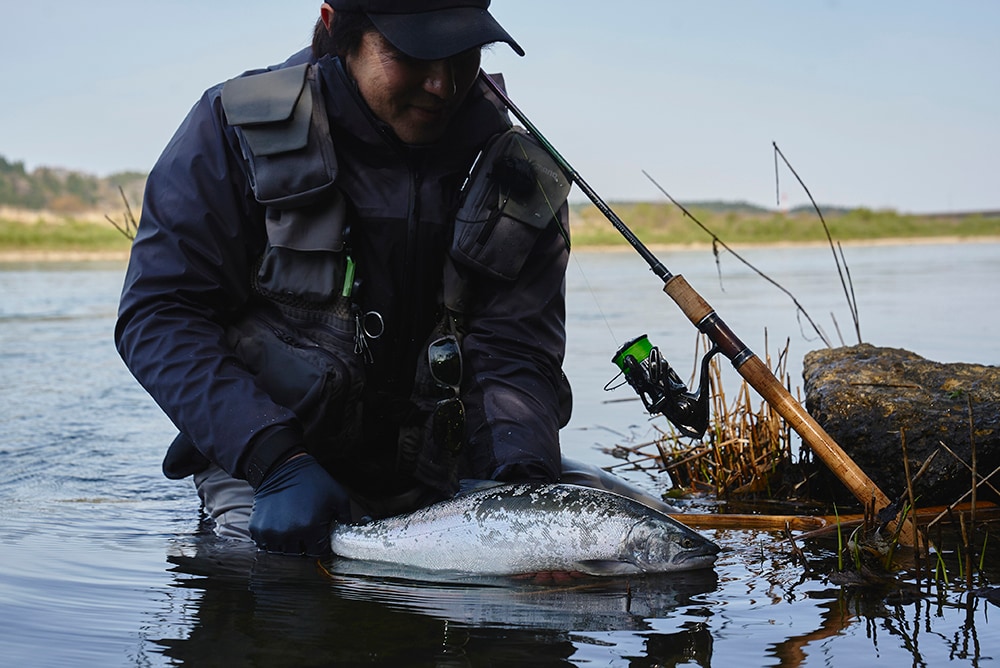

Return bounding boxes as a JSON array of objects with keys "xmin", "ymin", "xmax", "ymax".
[
  {"xmin": 967, "ymin": 394, "xmax": 977, "ymax": 590},
  {"xmin": 637, "ymin": 335, "xmax": 798, "ymax": 498},
  {"xmin": 900, "ymin": 429, "xmax": 924, "ymax": 585}
]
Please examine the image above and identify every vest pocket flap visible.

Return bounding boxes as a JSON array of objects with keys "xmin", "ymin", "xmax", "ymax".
[
  {"xmin": 256, "ymin": 246, "xmax": 345, "ymax": 305},
  {"xmin": 456, "ymin": 127, "xmax": 570, "ymax": 229},
  {"xmin": 224, "ymin": 64, "xmax": 312, "ymax": 156},
  {"xmin": 451, "ymin": 127, "xmax": 568, "ymax": 280},
  {"xmin": 239, "ymin": 100, "xmax": 311, "ymax": 156},
  {"xmin": 222, "ymin": 64, "xmax": 309, "ymax": 125},
  {"xmin": 229, "ymin": 65, "xmax": 339, "ymax": 203},
  {"xmin": 265, "ymin": 193, "xmax": 347, "ymax": 252},
  {"xmin": 499, "ymin": 133, "xmax": 571, "ymax": 228},
  {"xmin": 257, "ymin": 193, "xmax": 350, "ymax": 303}
]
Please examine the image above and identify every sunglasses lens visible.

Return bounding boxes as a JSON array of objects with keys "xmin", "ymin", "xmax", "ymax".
[
  {"xmin": 428, "ymin": 337, "xmax": 462, "ymax": 389},
  {"xmin": 432, "ymin": 397, "xmax": 465, "ymax": 454}
]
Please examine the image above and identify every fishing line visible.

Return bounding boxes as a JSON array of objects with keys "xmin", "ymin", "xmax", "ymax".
[
  {"xmin": 642, "ymin": 170, "xmax": 832, "ymax": 348},
  {"xmin": 568, "ymin": 245, "xmax": 622, "ymax": 349},
  {"xmin": 506, "ymin": 122, "xmax": 624, "ymax": 351}
]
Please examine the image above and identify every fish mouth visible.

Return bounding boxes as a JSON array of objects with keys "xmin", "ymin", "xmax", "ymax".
[
  {"xmin": 673, "ymin": 544, "xmax": 721, "ymax": 570},
  {"xmin": 573, "ymin": 559, "xmax": 645, "ymax": 577},
  {"xmin": 676, "ymin": 553, "xmax": 719, "ymax": 569},
  {"xmin": 582, "ymin": 548, "xmax": 718, "ymax": 575}
]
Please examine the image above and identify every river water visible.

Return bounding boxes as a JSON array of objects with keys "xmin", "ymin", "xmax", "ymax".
[{"xmin": 1, "ymin": 241, "xmax": 997, "ymax": 666}]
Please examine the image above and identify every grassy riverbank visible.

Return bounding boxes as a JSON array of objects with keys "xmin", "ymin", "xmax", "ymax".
[
  {"xmin": 569, "ymin": 202, "xmax": 1000, "ymax": 247},
  {"xmin": 0, "ymin": 208, "xmax": 133, "ymax": 261},
  {"xmin": 1, "ymin": 203, "xmax": 998, "ymax": 261}
]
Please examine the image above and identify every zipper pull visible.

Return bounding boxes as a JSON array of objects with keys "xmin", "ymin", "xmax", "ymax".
[
  {"xmin": 353, "ymin": 305, "xmax": 372, "ymax": 363},
  {"xmin": 352, "ymin": 307, "xmax": 384, "ymax": 364}
]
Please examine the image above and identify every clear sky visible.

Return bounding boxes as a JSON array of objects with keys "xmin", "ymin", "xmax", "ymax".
[{"xmin": 1, "ymin": 1, "xmax": 997, "ymax": 213}]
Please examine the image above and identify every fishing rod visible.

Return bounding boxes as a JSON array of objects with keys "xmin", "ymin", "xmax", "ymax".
[{"xmin": 479, "ymin": 71, "xmax": 917, "ymax": 545}]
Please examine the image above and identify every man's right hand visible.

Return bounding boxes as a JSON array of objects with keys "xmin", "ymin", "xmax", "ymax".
[{"xmin": 248, "ymin": 454, "xmax": 352, "ymax": 556}]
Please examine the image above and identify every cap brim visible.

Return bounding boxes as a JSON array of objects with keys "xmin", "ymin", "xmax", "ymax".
[{"xmin": 369, "ymin": 7, "xmax": 525, "ymax": 60}]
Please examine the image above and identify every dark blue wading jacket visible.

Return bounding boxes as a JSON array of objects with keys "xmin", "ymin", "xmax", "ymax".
[{"xmin": 115, "ymin": 48, "xmax": 572, "ymax": 500}]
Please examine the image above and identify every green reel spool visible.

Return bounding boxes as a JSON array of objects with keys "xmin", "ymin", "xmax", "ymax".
[{"xmin": 611, "ymin": 334, "xmax": 653, "ymax": 374}]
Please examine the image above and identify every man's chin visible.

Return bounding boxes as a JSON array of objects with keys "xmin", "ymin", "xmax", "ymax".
[{"xmin": 392, "ymin": 110, "xmax": 453, "ymax": 145}]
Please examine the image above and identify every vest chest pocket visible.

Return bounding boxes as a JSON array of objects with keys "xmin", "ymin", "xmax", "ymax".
[{"xmin": 452, "ymin": 127, "xmax": 571, "ymax": 281}]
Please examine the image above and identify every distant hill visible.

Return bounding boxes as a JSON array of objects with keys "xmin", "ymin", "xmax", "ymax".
[
  {"xmin": 1, "ymin": 154, "xmax": 997, "ymax": 256},
  {"xmin": 0, "ymin": 154, "xmax": 821, "ymax": 219},
  {"xmin": 1, "ymin": 153, "xmax": 996, "ymax": 227},
  {"xmin": 0, "ymin": 154, "xmax": 145, "ymax": 215}
]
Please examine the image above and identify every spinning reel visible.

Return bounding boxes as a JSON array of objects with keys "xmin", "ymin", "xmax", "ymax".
[{"xmin": 610, "ymin": 335, "xmax": 719, "ymax": 439}]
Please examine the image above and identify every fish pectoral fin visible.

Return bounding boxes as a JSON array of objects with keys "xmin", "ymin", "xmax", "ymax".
[{"xmin": 574, "ymin": 560, "xmax": 643, "ymax": 576}]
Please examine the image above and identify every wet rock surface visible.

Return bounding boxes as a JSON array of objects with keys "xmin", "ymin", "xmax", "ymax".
[{"xmin": 803, "ymin": 344, "xmax": 1000, "ymax": 506}]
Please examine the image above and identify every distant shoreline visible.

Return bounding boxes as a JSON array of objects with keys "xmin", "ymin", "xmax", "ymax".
[
  {"xmin": 2, "ymin": 235, "xmax": 998, "ymax": 266},
  {"xmin": 573, "ymin": 235, "xmax": 1000, "ymax": 254},
  {"xmin": 4, "ymin": 201, "xmax": 997, "ymax": 264}
]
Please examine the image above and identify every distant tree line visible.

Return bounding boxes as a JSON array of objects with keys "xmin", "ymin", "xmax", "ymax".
[{"xmin": 0, "ymin": 154, "xmax": 146, "ymax": 214}]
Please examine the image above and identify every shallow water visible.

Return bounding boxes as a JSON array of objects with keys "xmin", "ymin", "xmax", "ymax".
[{"xmin": 0, "ymin": 242, "xmax": 997, "ymax": 666}]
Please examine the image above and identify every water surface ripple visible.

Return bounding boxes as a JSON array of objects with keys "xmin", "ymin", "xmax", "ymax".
[{"xmin": 1, "ymin": 244, "xmax": 997, "ymax": 666}]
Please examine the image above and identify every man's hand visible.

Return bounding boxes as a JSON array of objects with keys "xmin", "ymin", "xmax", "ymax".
[{"xmin": 249, "ymin": 454, "xmax": 351, "ymax": 556}]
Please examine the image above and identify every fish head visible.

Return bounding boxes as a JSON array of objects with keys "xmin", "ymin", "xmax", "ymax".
[{"xmin": 625, "ymin": 517, "xmax": 720, "ymax": 573}]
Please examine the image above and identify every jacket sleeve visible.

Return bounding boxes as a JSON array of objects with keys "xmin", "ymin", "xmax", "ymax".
[
  {"xmin": 460, "ymin": 207, "xmax": 572, "ymax": 483},
  {"xmin": 114, "ymin": 85, "xmax": 303, "ymax": 480}
]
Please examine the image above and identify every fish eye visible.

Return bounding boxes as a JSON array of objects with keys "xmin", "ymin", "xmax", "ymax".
[{"xmin": 680, "ymin": 537, "xmax": 695, "ymax": 549}]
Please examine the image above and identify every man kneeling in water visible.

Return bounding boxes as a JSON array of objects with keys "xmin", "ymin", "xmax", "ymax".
[{"xmin": 117, "ymin": 1, "xmax": 673, "ymax": 556}]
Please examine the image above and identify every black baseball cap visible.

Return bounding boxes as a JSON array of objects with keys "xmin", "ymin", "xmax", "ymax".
[{"xmin": 327, "ymin": 0, "xmax": 525, "ymax": 59}]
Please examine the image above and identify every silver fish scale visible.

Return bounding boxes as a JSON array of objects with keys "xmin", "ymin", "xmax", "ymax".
[{"xmin": 330, "ymin": 483, "xmax": 713, "ymax": 575}]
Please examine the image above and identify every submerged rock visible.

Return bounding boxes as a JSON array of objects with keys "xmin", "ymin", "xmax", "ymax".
[{"xmin": 802, "ymin": 344, "xmax": 1000, "ymax": 506}]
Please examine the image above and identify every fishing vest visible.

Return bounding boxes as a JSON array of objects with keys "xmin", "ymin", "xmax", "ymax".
[{"xmin": 219, "ymin": 61, "xmax": 571, "ymax": 497}]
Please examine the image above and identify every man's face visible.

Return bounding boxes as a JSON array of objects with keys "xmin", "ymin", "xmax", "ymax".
[{"xmin": 346, "ymin": 31, "xmax": 482, "ymax": 145}]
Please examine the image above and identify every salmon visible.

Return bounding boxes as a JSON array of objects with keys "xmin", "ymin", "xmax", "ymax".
[{"xmin": 330, "ymin": 483, "xmax": 719, "ymax": 576}]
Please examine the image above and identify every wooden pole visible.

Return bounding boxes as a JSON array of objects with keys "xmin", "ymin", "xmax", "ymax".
[
  {"xmin": 663, "ymin": 274, "xmax": 919, "ymax": 545},
  {"xmin": 672, "ymin": 502, "xmax": 997, "ymax": 534}
]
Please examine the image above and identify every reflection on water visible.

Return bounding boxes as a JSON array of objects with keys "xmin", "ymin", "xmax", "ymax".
[
  {"xmin": 0, "ymin": 243, "xmax": 997, "ymax": 666},
  {"xmin": 158, "ymin": 535, "xmax": 716, "ymax": 666}
]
